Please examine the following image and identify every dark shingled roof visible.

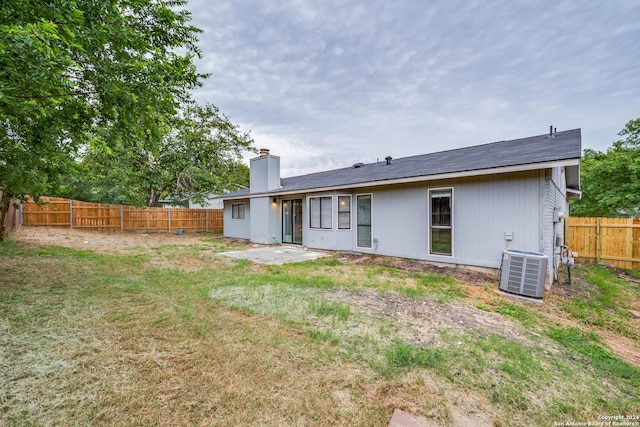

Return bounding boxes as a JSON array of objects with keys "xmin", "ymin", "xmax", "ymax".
[{"xmin": 223, "ymin": 129, "xmax": 581, "ymax": 198}]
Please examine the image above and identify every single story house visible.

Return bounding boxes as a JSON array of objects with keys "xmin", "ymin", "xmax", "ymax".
[
  {"xmin": 219, "ymin": 128, "xmax": 582, "ymax": 286},
  {"xmin": 158, "ymin": 192, "xmax": 232, "ymax": 209}
]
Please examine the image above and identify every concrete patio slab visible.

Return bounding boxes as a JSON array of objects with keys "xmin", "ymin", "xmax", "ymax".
[{"xmin": 220, "ymin": 245, "xmax": 329, "ymax": 265}]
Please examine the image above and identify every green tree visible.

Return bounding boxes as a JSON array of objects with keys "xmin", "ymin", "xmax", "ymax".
[
  {"xmin": 571, "ymin": 118, "xmax": 640, "ymax": 217},
  {"xmin": 0, "ymin": 0, "xmax": 205, "ymax": 236},
  {"xmin": 64, "ymin": 103, "xmax": 254, "ymax": 207}
]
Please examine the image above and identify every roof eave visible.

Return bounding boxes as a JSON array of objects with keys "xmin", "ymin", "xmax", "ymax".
[
  {"xmin": 242, "ymin": 158, "xmax": 581, "ymax": 198},
  {"xmin": 567, "ymin": 188, "xmax": 582, "ymax": 200}
]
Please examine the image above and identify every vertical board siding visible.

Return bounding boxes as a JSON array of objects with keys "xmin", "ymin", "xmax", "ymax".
[
  {"xmin": 568, "ymin": 217, "xmax": 640, "ymax": 269},
  {"xmin": 223, "ymin": 199, "xmax": 251, "ymax": 239},
  {"xmin": 286, "ymin": 171, "xmax": 545, "ymax": 269},
  {"xmin": 367, "ymin": 183, "xmax": 428, "ymax": 258},
  {"xmin": 544, "ymin": 167, "xmax": 569, "ymax": 282},
  {"xmin": 21, "ymin": 197, "xmax": 223, "ymax": 233},
  {"xmin": 453, "ymin": 172, "xmax": 541, "ymax": 268}
]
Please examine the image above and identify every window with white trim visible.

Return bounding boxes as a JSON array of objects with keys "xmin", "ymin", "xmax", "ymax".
[
  {"xmin": 338, "ymin": 195, "xmax": 351, "ymax": 229},
  {"xmin": 357, "ymin": 194, "xmax": 372, "ymax": 248},
  {"xmin": 309, "ymin": 196, "xmax": 332, "ymax": 229},
  {"xmin": 231, "ymin": 203, "xmax": 245, "ymax": 219},
  {"xmin": 429, "ymin": 189, "xmax": 452, "ymax": 255}
]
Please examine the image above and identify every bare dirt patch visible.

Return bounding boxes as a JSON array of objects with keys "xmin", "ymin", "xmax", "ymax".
[
  {"xmin": 10, "ymin": 227, "xmax": 250, "ymax": 271},
  {"xmin": 335, "ymin": 251, "xmax": 496, "ymax": 286},
  {"xmin": 325, "ymin": 287, "xmax": 534, "ymax": 348},
  {"xmin": 11, "ymin": 226, "xmax": 216, "ymax": 253}
]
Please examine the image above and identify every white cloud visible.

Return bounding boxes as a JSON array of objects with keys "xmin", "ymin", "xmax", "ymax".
[{"xmin": 187, "ymin": 0, "xmax": 640, "ymax": 172}]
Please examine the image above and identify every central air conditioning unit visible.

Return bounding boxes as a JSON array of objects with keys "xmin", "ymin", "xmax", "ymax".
[{"xmin": 500, "ymin": 249, "xmax": 548, "ymax": 298}]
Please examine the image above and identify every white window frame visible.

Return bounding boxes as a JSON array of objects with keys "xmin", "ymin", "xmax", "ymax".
[
  {"xmin": 428, "ymin": 187, "xmax": 453, "ymax": 257},
  {"xmin": 231, "ymin": 202, "xmax": 246, "ymax": 220},
  {"xmin": 337, "ymin": 195, "xmax": 352, "ymax": 230},
  {"xmin": 356, "ymin": 193, "xmax": 373, "ymax": 249},
  {"xmin": 309, "ymin": 195, "xmax": 333, "ymax": 229}
]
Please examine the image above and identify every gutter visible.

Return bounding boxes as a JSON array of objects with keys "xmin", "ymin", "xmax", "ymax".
[{"xmin": 220, "ymin": 158, "xmax": 581, "ymax": 201}]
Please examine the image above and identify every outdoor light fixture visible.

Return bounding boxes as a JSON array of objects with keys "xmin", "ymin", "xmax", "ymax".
[{"xmin": 273, "ymin": 197, "xmax": 277, "ymax": 204}]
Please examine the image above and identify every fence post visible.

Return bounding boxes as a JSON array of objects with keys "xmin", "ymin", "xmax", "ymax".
[
  {"xmin": 206, "ymin": 210, "xmax": 209, "ymax": 232},
  {"xmin": 19, "ymin": 202, "xmax": 23, "ymax": 227},
  {"xmin": 69, "ymin": 199, "xmax": 73, "ymax": 229},
  {"xmin": 625, "ymin": 220, "xmax": 634, "ymax": 270},
  {"xmin": 168, "ymin": 208, "xmax": 171, "ymax": 232},
  {"xmin": 120, "ymin": 206, "xmax": 124, "ymax": 232},
  {"xmin": 595, "ymin": 217, "xmax": 601, "ymax": 264}
]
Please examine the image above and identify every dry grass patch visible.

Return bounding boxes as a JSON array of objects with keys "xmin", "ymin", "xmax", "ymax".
[{"xmin": 3, "ymin": 229, "xmax": 640, "ymax": 426}]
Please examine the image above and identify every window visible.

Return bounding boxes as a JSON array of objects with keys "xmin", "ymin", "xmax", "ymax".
[
  {"xmin": 309, "ymin": 196, "xmax": 332, "ymax": 229},
  {"xmin": 429, "ymin": 189, "xmax": 452, "ymax": 255},
  {"xmin": 231, "ymin": 202, "xmax": 245, "ymax": 219},
  {"xmin": 357, "ymin": 194, "xmax": 372, "ymax": 247},
  {"xmin": 338, "ymin": 196, "xmax": 351, "ymax": 229}
]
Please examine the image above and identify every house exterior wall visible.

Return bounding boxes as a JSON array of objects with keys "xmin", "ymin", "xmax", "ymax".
[
  {"xmin": 225, "ymin": 168, "xmax": 573, "ymax": 282},
  {"xmin": 439, "ymin": 172, "xmax": 542, "ymax": 268},
  {"xmin": 223, "ymin": 199, "xmax": 251, "ymax": 239},
  {"xmin": 304, "ymin": 192, "xmax": 338, "ymax": 250},
  {"xmin": 542, "ymin": 166, "xmax": 571, "ymax": 285},
  {"xmin": 291, "ymin": 170, "xmax": 544, "ymax": 270},
  {"xmin": 249, "ymin": 196, "xmax": 280, "ymax": 244},
  {"xmin": 361, "ymin": 171, "xmax": 543, "ymax": 269}
]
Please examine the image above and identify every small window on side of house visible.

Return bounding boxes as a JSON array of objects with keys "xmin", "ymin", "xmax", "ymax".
[
  {"xmin": 429, "ymin": 189, "xmax": 452, "ymax": 256},
  {"xmin": 338, "ymin": 195, "xmax": 351, "ymax": 229},
  {"xmin": 232, "ymin": 203, "xmax": 245, "ymax": 219}
]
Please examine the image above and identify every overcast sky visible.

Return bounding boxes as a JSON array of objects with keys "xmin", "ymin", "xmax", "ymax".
[{"xmin": 186, "ymin": 0, "xmax": 640, "ymax": 177}]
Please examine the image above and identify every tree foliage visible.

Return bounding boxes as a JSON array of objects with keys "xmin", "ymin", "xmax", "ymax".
[
  {"xmin": 63, "ymin": 104, "xmax": 253, "ymax": 207},
  {"xmin": 570, "ymin": 118, "xmax": 640, "ymax": 217},
  {"xmin": 0, "ymin": 0, "xmax": 208, "ymax": 234}
]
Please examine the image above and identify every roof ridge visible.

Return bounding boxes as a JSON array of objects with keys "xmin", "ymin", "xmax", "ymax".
[{"xmin": 283, "ymin": 128, "xmax": 581, "ymax": 180}]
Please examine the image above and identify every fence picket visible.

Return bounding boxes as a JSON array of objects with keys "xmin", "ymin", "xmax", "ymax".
[
  {"xmin": 21, "ymin": 196, "xmax": 223, "ymax": 233},
  {"xmin": 567, "ymin": 216, "xmax": 640, "ymax": 269}
]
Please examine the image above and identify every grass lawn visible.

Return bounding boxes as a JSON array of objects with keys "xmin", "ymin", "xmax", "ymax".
[{"xmin": 1, "ymin": 229, "xmax": 639, "ymax": 426}]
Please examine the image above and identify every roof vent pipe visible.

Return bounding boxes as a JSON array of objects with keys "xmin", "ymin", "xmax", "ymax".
[
  {"xmin": 385, "ymin": 156, "xmax": 392, "ymax": 165},
  {"xmin": 548, "ymin": 126, "xmax": 555, "ymax": 139}
]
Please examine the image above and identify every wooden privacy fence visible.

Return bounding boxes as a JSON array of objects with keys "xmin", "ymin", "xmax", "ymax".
[
  {"xmin": 567, "ymin": 217, "xmax": 640, "ymax": 269},
  {"xmin": 21, "ymin": 197, "xmax": 223, "ymax": 233}
]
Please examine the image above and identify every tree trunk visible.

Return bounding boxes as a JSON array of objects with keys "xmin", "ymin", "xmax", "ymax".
[
  {"xmin": 0, "ymin": 192, "xmax": 10, "ymax": 241},
  {"xmin": 146, "ymin": 187, "xmax": 161, "ymax": 207},
  {"xmin": 150, "ymin": 190, "xmax": 160, "ymax": 207}
]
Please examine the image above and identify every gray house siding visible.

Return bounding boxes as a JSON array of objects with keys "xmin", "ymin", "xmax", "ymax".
[
  {"xmin": 449, "ymin": 172, "xmax": 543, "ymax": 269},
  {"xmin": 279, "ymin": 171, "xmax": 544, "ymax": 271},
  {"xmin": 353, "ymin": 184, "xmax": 427, "ymax": 257},
  {"xmin": 304, "ymin": 193, "xmax": 336, "ymax": 250},
  {"xmin": 224, "ymin": 169, "xmax": 565, "ymax": 280},
  {"xmin": 542, "ymin": 166, "xmax": 571, "ymax": 284},
  {"xmin": 356, "ymin": 171, "xmax": 543, "ymax": 269},
  {"xmin": 223, "ymin": 199, "xmax": 251, "ymax": 239},
  {"xmin": 250, "ymin": 197, "xmax": 280, "ymax": 244}
]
